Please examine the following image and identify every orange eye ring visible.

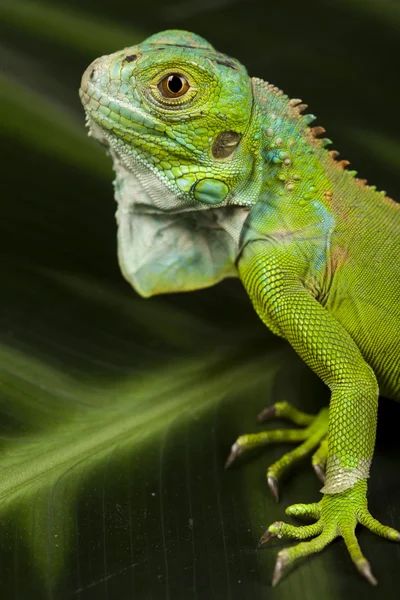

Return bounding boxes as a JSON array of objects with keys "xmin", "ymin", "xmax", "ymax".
[{"xmin": 158, "ymin": 74, "xmax": 190, "ymax": 99}]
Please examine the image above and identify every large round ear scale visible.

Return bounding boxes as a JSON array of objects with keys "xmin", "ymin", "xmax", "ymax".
[{"xmin": 192, "ymin": 178, "xmax": 229, "ymax": 205}]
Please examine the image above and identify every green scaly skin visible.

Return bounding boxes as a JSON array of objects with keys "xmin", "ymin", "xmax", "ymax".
[{"xmin": 79, "ymin": 30, "xmax": 400, "ymax": 585}]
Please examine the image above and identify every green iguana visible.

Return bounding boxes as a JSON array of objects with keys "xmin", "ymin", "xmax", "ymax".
[{"xmin": 79, "ymin": 29, "xmax": 400, "ymax": 586}]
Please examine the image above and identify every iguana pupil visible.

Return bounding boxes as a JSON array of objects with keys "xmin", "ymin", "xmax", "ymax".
[{"xmin": 158, "ymin": 74, "xmax": 189, "ymax": 98}]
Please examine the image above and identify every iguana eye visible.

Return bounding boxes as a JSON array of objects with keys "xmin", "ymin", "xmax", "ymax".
[{"xmin": 158, "ymin": 74, "xmax": 190, "ymax": 98}]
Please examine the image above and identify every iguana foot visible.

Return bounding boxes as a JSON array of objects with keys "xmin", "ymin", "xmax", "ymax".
[
  {"xmin": 259, "ymin": 479, "xmax": 400, "ymax": 586},
  {"xmin": 226, "ymin": 402, "xmax": 328, "ymax": 500}
]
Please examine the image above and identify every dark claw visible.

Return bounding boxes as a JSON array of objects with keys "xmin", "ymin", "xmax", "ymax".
[
  {"xmin": 313, "ymin": 463, "xmax": 326, "ymax": 483},
  {"xmin": 272, "ymin": 551, "xmax": 289, "ymax": 587},
  {"xmin": 268, "ymin": 475, "xmax": 280, "ymax": 502},
  {"xmin": 224, "ymin": 443, "xmax": 243, "ymax": 469},
  {"xmin": 258, "ymin": 529, "xmax": 273, "ymax": 547},
  {"xmin": 357, "ymin": 560, "xmax": 378, "ymax": 586},
  {"xmin": 257, "ymin": 405, "xmax": 276, "ymax": 423}
]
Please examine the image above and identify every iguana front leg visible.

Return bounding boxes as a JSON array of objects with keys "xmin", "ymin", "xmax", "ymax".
[{"xmin": 236, "ymin": 240, "xmax": 400, "ymax": 585}]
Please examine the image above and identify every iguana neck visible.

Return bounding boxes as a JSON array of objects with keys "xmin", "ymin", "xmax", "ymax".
[
  {"xmin": 248, "ymin": 77, "xmax": 395, "ymax": 215},
  {"xmin": 245, "ymin": 77, "xmax": 333, "ymax": 213}
]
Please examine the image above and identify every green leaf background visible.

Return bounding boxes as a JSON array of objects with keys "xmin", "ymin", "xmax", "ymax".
[{"xmin": 1, "ymin": 1, "xmax": 400, "ymax": 598}]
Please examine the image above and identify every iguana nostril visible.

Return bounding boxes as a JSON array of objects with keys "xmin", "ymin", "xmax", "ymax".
[
  {"xmin": 89, "ymin": 68, "xmax": 96, "ymax": 80},
  {"xmin": 123, "ymin": 54, "xmax": 138, "ymax": 64}
]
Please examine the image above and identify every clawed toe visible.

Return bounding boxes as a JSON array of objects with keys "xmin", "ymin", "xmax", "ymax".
[
  {"xmin": 267, "ymin": 475, "xmax": 279, "ymax": 502},
  {"xmin": 272, "ymin": 550, "xmax": 290, "ymax": 586},
  {"xmin": 258, "ymin": 529, "xmax": 274, "ymax": 547},
  {"xmin": 312, "ymin": 462, "xmax": 326, "ymax": 483},
  {"xmin": 225, "ymin": 404, "xmax": 329, "ymax": 500},
  {"xmin": 257, "ymin": 405, "xmax": 277, "ymax": 422},
  {"xmin": 356, "ymin": 560, "xmax": 378, "ymax": 586},
  {"xmin": 224, "ymin": 442, "xmax": 243, "ymax": 469}
]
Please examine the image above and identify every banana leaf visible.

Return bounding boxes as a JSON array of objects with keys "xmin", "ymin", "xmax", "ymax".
[{"xmin": 1, "ymin": 1, "xmax": 400, "ymax": 598}]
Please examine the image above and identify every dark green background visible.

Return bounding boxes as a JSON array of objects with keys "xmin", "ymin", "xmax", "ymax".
[{"xmin": 1, "ymin": 0, "xmax": 400, "ymax": 598}]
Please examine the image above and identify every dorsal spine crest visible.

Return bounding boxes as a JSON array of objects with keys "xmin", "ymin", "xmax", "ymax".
[{"xmin": 251, "ymin": 76, "xmax": 394, "ymax": 203}]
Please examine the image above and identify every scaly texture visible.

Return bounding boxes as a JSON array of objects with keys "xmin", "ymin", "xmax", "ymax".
[{"xmin": 79, "ymin": 29, "xmax": 400, "ymax": 585}]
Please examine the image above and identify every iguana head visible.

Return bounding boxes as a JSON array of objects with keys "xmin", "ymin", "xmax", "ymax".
[
  {"xmin": 80, "ymin": 29, "xmax": 261, "ymax": 210},
  {"xmin": 80, "ymin": 30, "xmax": 262, "ymax": 296}
]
